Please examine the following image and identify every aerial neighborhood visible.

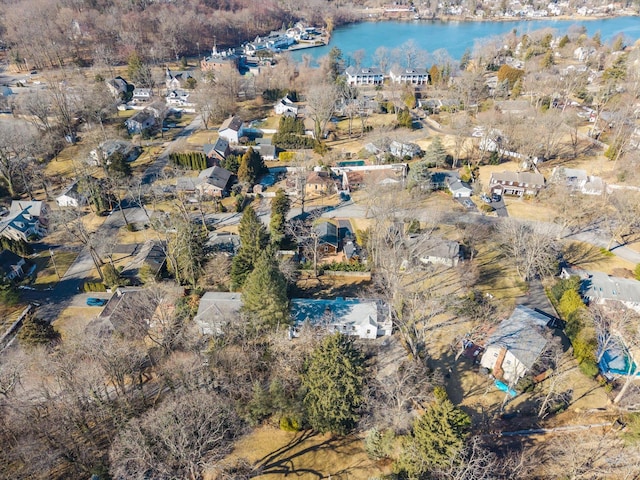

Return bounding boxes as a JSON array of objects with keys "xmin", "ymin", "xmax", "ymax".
[{"xmin": 1, "ymin": 0, "xmax": 640, "ymax": 478}]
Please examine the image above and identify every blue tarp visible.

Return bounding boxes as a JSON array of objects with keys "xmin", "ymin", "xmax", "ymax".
[
  {"xmin": 599, "ymin": 344, "xmax": 640, "ymax": 377},
  {"xmin": 495, "ymin": 379, "xmax": 517, "ymax": 397}
]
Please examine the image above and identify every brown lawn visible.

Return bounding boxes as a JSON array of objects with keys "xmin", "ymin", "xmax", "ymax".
[
  {"xmin": 53, "ymin": 306, "xmax": 99, "ymax": 339},
  {"xmin": 562, "ymin": 240, "xmax": 637, "ymax": 277},
  {"xmin": 473, "ymin": 241, "xmax": 527, "ymax": 304},
  {"xmin": 32, "ymin": 250, "xmax": 78, "ymax": 289},
  {"xmin": 210, "ymin": 427, "xmax": 387, "ymax": 480}
]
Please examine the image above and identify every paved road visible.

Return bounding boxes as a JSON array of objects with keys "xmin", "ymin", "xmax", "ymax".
[{"xmin": 141, "ymin": 115, "xmax": 203, "ymax": 185}]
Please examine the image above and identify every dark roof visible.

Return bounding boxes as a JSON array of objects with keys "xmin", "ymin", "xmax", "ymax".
[
  {"xmin": 205, "ymin": 137, "xmax": 230, "ymax": 158},
  {"xmin": 220, "ymin": 116, "xmax": 243, "ymax": 133},
  {"xmin": 315, "ymin": 221, "xmax": 338, "ymax": 248},
  {"xmin": 198, "ymin": 166, "xmax": 233, "ymax": 190},
  {"xmin": 337, "ymin": 219, "xmax": 354, "ymax": 240}
]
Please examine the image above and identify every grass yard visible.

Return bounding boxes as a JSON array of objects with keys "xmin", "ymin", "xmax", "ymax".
[
  {"xmin": 562, "ymin": 240, "xmax": 637, "ymax": 277},
  {"xmin": 186, "ymin": 130, "xmax": 218, "ymax": 146},
  {"xmin": 474, "ymin": 241, "xmax": 527, "ymax": 304},
  {"xmin": 52, "ymin": 306, "xmax": 100, "ymax": 339},
  {"xmin": 45, "ymin": 144, "xmax": 86, "ymax": 178},
  {"xmin": 211, "ymin": 427, "xmax": 387, "ymax": 480},
  {"xmin": 504, "ymin": 197, "xmax": 558, "ymax": 223},
  {"xmin": 293, "ymin": 271, "xmax": 370, "ymax": 299},
  {"xmin": 32, "ymin": 250, "xmax": 78, "ymax": 289}
]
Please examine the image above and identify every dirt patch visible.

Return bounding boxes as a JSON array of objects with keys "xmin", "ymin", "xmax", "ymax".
[{"xmin": 211, "ymin": 427, "xmax": 387, "ymax": 480}]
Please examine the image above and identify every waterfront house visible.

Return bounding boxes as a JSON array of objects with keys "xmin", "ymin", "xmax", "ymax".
[
  {"xmin": 345, "ymin": 67, "xmax": 384, "ymax": 86},
  {"xmin": 389, "ymin": 67, "xmax": 429, "ymax": 85}
]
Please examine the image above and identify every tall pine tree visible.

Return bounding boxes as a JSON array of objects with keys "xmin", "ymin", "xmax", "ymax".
[
  {"xmin": 237, "ymin": 147, "xmax": 266, "ymax": 185},
  {"xmin": 395, "ymin": 396, "xmax": 471, "ymax": 477},
  {"xmin": 241, "ymin": 249, "xmax": 289, "ymax": 329},
  {"xmin": 270, "ymin": 188, "xmax": 290, "ymax": 246},
  {"xmin": 230, "ymin": 207, "xmax": 269, "ymax": 289},
  {"xmin": 302, "ymin": 333, "xmax": 365, "ymax": 435}
]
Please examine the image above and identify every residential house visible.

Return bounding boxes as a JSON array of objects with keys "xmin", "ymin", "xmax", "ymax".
[
  {"xmin": 562, "ymin": 267, "xmax": 640, "ymax": 315},
  {"xmin": 274, "ymin": 95, "xmax": 300, "ymax": 115},
  {"xmin": 56, "ymin": 181, "xmax": 87, "ymax": 208},
  {"xmin": 305, "ymin": 171, "xmax": 336, "ymax": 196},
  {"xmin": 414, "ymin": 237, "xmax": 462, "ymax": 267},
  {"xmin": 0, "ymin": 201, "xmax": 48, "ymax": 242},
  {"xmin": 203, "ymin": 138, "xmax": 230, "ymax": 163},
  {"xmin": 89, "ymin": 287, "xmax": 156, "ymax": 335},
  {"xmin": 551, "ymin": 167, "xmax": 605, "ymax": 196},
  {"xmin": 363, "ymin": 169, "xmax": 403, "ymax": 188},
  {"xmin": 345, "ymin": 67, "xmax": 384, "ymax": 86},
  {"xmin": 389, "ymin": 67, "xmax": 429, "ymax": 85},
  {"xmin": 106, "ymin": 76, "xmax": 133, "ymax": 99},
  {"xmin": 448, "ymin": 178, "xmax": 473, "ymax": 198},
  {"xmin": 125, "ymin": 110, "xmax": 156, "ymax": 134},
  {"xmin": 389, "ymin": 140, "xmax": 422, "ymax": 159},
  {"xmin": 132, "ymin": 87, "xmax": 153, "ymax": 102},
  {"xmin": 342, "ymin": 170, "xmax": 365, "ymax": 192},
  {"xmin": 178, "ymin": 166, "xmax": 233, "ymax": 197},
  {"xmin": 0, "ymin": 249, "xmax": 27, "ymax": 281},
  {"xmin": 290, "ymin": 297, "xmax": 393, "ymax": 339},
  {"xmin": 166, "ymin": 90, "xmax": 191, "ymax": 107},
  {"xmin": 337, "ymin": 219, "xmax": 360, "ymax": 260},
  {"xmin": 200, "ymin": 45, "xmax": 240, "ymax": 73},
  {"xmin": 480, "ymin": 305, "xmax": 553, "ymax": 384},
  {"xmin": 314, "ymin": 221, "xmax": 339, "ymax": 254},
  {"xmin": 165, "ymin": 68, "xmax": 194, "ymax": 90},
  {"xmin": 429, "ymin": 171, "xmax": 472, "ymax": 197},
  {"xmin": 194, "ymin": 291, "xmax": 244, "ymax": 335},
  {"xmin": 120, "ymin": 240, "xmax": 167, "ymax": 285},
  {"xmin": 218, "ymin": 116, "xmax": 245, "ymax": 143},
  {"xmin": 89, "ymin": 139, "xmax": 140, "ymax": 166},
  {"xmin": 489, "ymin": 171, "xmax": 545, "ymax": 196},
  {"xmin": 253, "ymin": 144, "xmax": 276, "ymax": 161}
]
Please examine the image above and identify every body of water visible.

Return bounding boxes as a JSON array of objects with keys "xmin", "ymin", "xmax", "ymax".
[{"xmin": 291, "ymin": 16, "xmax": 640, "ymax": 64}]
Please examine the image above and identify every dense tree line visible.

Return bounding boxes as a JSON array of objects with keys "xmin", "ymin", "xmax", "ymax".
[
  {"xmin": 0, "ymin": 0, "xmax": 359, "ymax": 71},
  {"xmin": 272, "ymin": 116, "xmax": 315, "ymax": 149},
  {"xmin": 169, "ymin": 151, "xmax": 208, "ymax": 171}
]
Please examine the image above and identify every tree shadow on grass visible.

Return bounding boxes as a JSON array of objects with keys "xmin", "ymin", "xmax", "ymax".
[{"xmin": 255, "ymin": 430, "xmax": 364, "ymax": 478}]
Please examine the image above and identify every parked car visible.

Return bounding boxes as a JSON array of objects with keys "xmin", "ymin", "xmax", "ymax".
[
  {"xmin": 491, "ymin": 193, "xmax": 501, "ymax": 202},
  {"xmin": 481, "ymin": 194, "xmax": 492, "ymax": 204},
  {"xmin": 86, "ymin": 297, "xmax": 108, "ymax": 307},
  {"xmin": 463, "ymin": 199, "xmax": 475, "ymax": 208}
]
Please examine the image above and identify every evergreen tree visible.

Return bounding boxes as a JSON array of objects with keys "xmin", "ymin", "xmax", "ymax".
[
  {"xmin": 241, "ymin": 249, "xmax": 289, "ymax": 329},
  {"xmin": 18, "ymin": 315, "xmax": 60, "ymax": 347},
  {"xmin": 302, "ymin": 333, "xmax": 365, "ymax": 435},
  {"xmin": 395, "ymin": 397, "xmax": 471, "ymax": 478},
  {"xmin": 108, "ymin": 151, "xmax": 132, "ymax": 177},
  {"xmin": 270, "ymin": 188, "xmax": 290, "ymax": 245},
  {"xmin": 459, "ymin": 49, "xmax": 471, "ymax": 70},
  {"xmin": 397, "ymin": 108, "xmax": 413, "ymax": 129},
  {"xmin": 230, "ymin": 207, "xmax": 269, "ymax": 289},
  {"xmin": 237, "ymin": 147, "xmax": 266, "ymax": 184},
  {"xmin": 429, "ymin": 64, "xmax": 441, "ymax": 86},
  {"xmin": 425, "ymin": 136, "xmax": 448, "ymax": 168}
]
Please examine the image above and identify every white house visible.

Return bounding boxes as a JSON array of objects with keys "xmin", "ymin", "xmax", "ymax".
[
  {"xmin": 89, "ymin": 139, "xmax": 140, "ymax": 166},
  {"xmin": 480, "ymin": 305, "xmax": 552, "ymax": 384},
  {"xmin": 345, "ymin": 67, "xmax": 384, "ymax": 86},
  {"xmin": 56, "ymin": 181, "xmax": 87, "ymax": 208},
  {"xmin": 166, "ymin": 90, "xmax": 191, "ymax": 107},
  {"xmin": 218, "ymin": 115, "xmax": 245, "ymax": 143},
  {"xmin": 290, "ymin": 297, "xmax": 392, "ymax": 339},
  {"xmin": 389, "ymin": 67, "xmax": 429, "ymax": 85},
  {"xmin": 132, "ymin": 87, "xmax": 153, "ymax": 102},
  {"xmin": 416, "ymin": 238, "xmax": 462, "ymax": 267},
  {"xmin": 274, "ymin": 95, "xmax": 299, "ymax": 115}
]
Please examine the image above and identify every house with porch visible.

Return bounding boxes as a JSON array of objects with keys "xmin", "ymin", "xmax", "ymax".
[
  {"xmin": 125, "ymin": 110, "xmax": 157, "ymax": 134},
  {"xmin": 389, "ymin": 67, "xmax": 429, "ymax": 85},
  {"xmin": 165, "ymin": 68, "xmax": 194, "ymax": 90},
  {"xmin": 489, "ymin": 171, "xmax": 545, "ymax": 196},
  {"xmin": 274, "ymin": 95, "xmax": 300, "ymax": 115},
  {"xmin": 480, "ymin": 305, "xmax": 553, "ymax": 385},
  {"xmin": 345, "ymin": 67, "xmax": 384, "ymax": 86}
]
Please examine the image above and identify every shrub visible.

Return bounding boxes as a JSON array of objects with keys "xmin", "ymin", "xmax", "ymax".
[
  {"xmin": 18, "ymin": 315, "xmax": 60, "ymax": 347},
  {"xmin": 126, "ymin": 223, "xmax": 137, "ymax": 232},
  {"xmin": 279, "ymin": 415, "xmax": 302, "ymax": 432},
  {"xmin": 579, "ymin": 359, "xmax": 599, "ymax": 378},
  {"xmin": 83, "ymin": 281, "xmax": 107, "ymax": 292},
  {"xmin": 599, "ymin": 247, "xmax": 614, "ymax": 258},
  {"xmin": 365, "ymin": 428, "xmax": 396, "ymax": 460},
  {"xmin": 433, "ymin": 386, "xmax": 448, "ymax": 402},
  {"xmin": 634, "ymin": 263, "xmax": 640, "ymax": 281},
  {"xmin": 278, "ymin": 151, "xmax": 295, "ymax": 162}
]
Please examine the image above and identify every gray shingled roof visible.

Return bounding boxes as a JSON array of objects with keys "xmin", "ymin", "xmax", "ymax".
[{"xmin": 484, "ymin": 305, "xmax": 550, "ymax": 370}]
